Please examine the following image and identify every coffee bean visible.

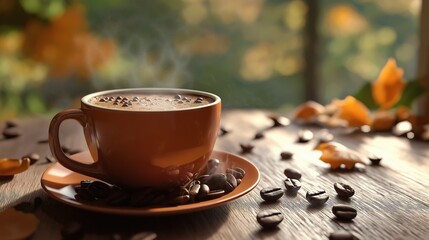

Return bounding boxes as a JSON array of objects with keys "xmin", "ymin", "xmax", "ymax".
[
  {"xmin": 5, "ymin": 120, "xmax": 17, "ymax": 128},
  {"xmin": 268, "ymin": 115, "xmax": 290, "ymax": 127},
  {"xmin": 197, "ymin": 174, "xmax": 210, "ymax": 183},
  {"xmin": 189, "ymin": 183, "xmax": 201, "ymax": 202},
  {"xmin": 206, "ymin": 189, "xmax": 225, "ymax": 199},
  {"xmin": 207, "ymin": 158, "xmax": 220, "ymax": 175},
  {"xmin": 284, "ymin": 178, "xmax": 301, "ymax": 194},
  {"xmin": 393, "ymin": 121, "xmax": 412, "ymax": 136},
  {"xmin": 256, "ymin": 209, "xmax": 284, "ymax": 228},
  {"xmin": 80, "ymin": 180, "xmax": 93, "ymax": 188},
  {"xmin": 332, "ymin": 204, "xmax": 357, "ymax": 221},
  {"xmin": 202, "ymin": 173, "xmax": 227, "ymax": 190},
  {"xmin": 306, "ymin": 189, "xmax": 329, "ymax": 206},
  {"xmin": 75, "ymin": 188, "xmax": 95, "ymax": 201},
  {"xmin": 130, "ymin": 231, "xmax": 157, "ymax": 240},
  {"xmin": 219, "ymin": 127, "xmax": 231, "ymax": 136},
  {"xmin": 45, "ymin": 155, "xmax": 56, "ymax": 163},
  {"xmin": 2, "ymin": 128, "xmax": 20, "ymax": 139},
  {"xmin": 88, "ymin": 181, "xmax": 111, "ymax": 199},
  {"xmin": 227, "ymin": 167, "xmax": 245, "ymax": 179},
  {"xmin": 22, "ymin": 153, "xmax": 40, "ymax": 165},
  {"xmin": 61, "ymin": 221, "xmax": 84, "ymax": 240},
  {"xmin": 174, "ymin": 94, "xmax": 182, "ymax": 100},
  {"xmin": 329, "ymin": 230, "xmax": 358, "ymax": 240},
  {"xmin": 240, "ymin": 143, "xmax": 254, "ymax": 153},
  {"xmin": 283, "ymin": 168, "xmax": 301, "ymax": 180},
  {"xmin": 224, "ymin": 173, "xmax": 237, "ymax": 193},
  {"xmin": 37, "ymin": 139, "xmax": 49, "ymax": 144},
  {"xmin": 106, "ymin": 187, "xmax": 130, "ymax": 206},
  {"xmin": 368, "ymin": 153, "xmax": 382, "ymax": 165},
  {"xmin": 297, "ymin": 129, "xmax": 313, "ymax": 143},
  {"xmin": 236, "ymin": 178, "xmax": 242, "ymax": 185},
  {"xmin": 130, "ymin": 188, "xmax": 157, "ymax": 206},
  {"xmin": 254, "ymin": 132, "xmax": 264, "ymax": 140},
  {"xmin": 122, "ymin": 103, "xmax": 129, "ymax": 107},
  {"xmin": 171, "ymin": 195, "xmax": 190, "ymax": 205},
  {"xmin": 334, "ymin": 182, "xmax": 355, "ymax": 199},
  {"xmin": 280, "ymin": 151, "xmax": 293, "ymax": 160},
  {"xmin": 198, "ymin": 184, "xmax": 210, "ymax": 199},
  {"xmin": 260, "ymin": 187, "xmax": 284, "ymax": 202}
]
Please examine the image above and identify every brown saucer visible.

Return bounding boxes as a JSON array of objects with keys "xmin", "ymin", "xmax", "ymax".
[{"xmin": 41, "ymin": 150, "xmax": 260, "ymax": 216}]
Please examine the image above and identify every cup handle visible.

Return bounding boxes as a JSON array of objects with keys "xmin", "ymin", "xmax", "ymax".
[{"xmin": 49, "ymin": 109, "xmax": 106, "ymax": 180}]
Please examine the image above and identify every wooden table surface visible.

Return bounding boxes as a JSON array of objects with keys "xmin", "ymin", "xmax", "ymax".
[{"xmin": 1, "ymin": 109, "xmax": 429, "ymax": 240}]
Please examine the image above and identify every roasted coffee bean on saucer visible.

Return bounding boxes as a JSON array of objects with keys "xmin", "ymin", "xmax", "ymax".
[
  {"xmin": 227, "ymin": 167, "xmax": 245, "ymax": 179},
  {"xmin": 260, "ymin": 187, "xmax": 284, "ymax": 202},
  {"xmin": 257, "ymin": 209, "xmax": 284, "ymax": 228},
  {"xmin": 284, "ymin": 178, "xmax": 301, "ymax": 194},
  {"xmin": 334, "ymin": 182, "xmax": 355, "ymax": 199},
  {"xmin": 306, "ymin": 189, "xmax": 329, "ymax": 206},
  {"xmin": 332, "ymin": 204, "xmax": 357, "ymax": 221}
]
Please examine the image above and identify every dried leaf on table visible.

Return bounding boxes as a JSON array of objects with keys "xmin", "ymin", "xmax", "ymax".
[
  {"xmin": 294, "ymin": 101, "xmax": 325, "ymax": 122},
  {"xmin": 314, "ymin": 142, "xmax": 366, "ymax": 169},
  {"xmin": 335, "ymin": 96, "xmax": 372, "ymax": 128},
  {"xmin": 0, "ymin": 158, "xmax": 30, "ymax": 176},
  {"xmin": 0, "ymin": 208, "xmax": 39, "ymax": 240}
]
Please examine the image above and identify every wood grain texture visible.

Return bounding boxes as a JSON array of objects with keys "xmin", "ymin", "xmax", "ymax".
[{"xmin": 1, "ymin": 110, "xmax": 429, "ymax": 240}]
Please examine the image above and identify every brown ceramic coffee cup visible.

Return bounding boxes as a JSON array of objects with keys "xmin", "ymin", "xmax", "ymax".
[{"xmin": 49, "ymin": 88, "xmax": 221, "ymax": 189}]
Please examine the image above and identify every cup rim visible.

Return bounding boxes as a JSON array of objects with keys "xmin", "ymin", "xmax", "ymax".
[{"xmin": 81, "ymin": 88, "xmax": 221, "ymax": 112}]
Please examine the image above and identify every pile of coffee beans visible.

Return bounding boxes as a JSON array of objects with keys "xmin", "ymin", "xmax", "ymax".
[{"xmin": 73, "ymin": 159, "xmax": 246, "ymax": 207}]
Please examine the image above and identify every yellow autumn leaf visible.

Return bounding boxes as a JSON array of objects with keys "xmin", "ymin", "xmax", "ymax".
[
  {"xmin": 335, "ymin": 96, "xmax": 372, "ymax": 127},
  {"xmin": 372, "ymin": 58, "xmax": 406, "ymax": 109}
]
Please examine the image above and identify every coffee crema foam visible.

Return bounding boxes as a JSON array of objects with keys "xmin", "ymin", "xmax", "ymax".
[{"xmin": 89, "ymin": 93, "xmax": 214, "ymax": 111}]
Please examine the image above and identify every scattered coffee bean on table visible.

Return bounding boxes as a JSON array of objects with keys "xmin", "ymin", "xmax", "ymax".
[
  {"xmin": 329, "ymin": 230, "xmax": 358, "ymax": 240},
  {"xmin": 240, "ymin": 143, "xmax": 254, "ymax": 153},
  {"xmin": 45, "ymin": 155, "xmax": 56, "ymax": 163},
  {"xmin": 2, "ymin": 128, "xmax": 20, "ymax": 139},
  {"xmin": 283, "ymin": 168, "xmax": 301, "ymax": 180},
  {"xmin": 306, "ymin": 189, "xmax": 329, "ymax": 206},
  {"xmin": 260, "ymin": 187, "xmax": 284, "ymax": 202},
  {"xmin": 268, "ymin": 115, "xmax": 290, "ymax": 127},
  {"xmin": 257, "ymin": 209, "xmax": 284, "ymax": 228},
  {"xmin": 284, "ymin": 178, "xmax": 301, "ymax": 194},
  {"xmin": 219, "ymin": 127, "xmax": 231, "ymax": 136},
  {"xmin": 22, "ymin": 153, "xmax": 40, "ymax": 165},
  {"xmin": 368, "ymin": 153, "xmax": 382, "ymax": 165},
  {"xmin": 280, "ymin": 151, "xmax": 293, "ymax": 160},
  {"xmin": 332, "ymin": 204, "xmax": 357, "ymax": 221},
  {"xmin": 253, "ymin": 132, "xmax": 264, "ymax": 140},
  {"xmin": 334, "ymin": 182, "xmax": 355, "ymax": 199},
  {"xmin": 61, "ymin": 221, "xmax": 84, "ymax": 240},
  {"xmin": 5, "ymin": 120, "xmax": 17, "ymax": 128},
  {"xmin": 297, "ymin": 129, "xmax": 314, "ymax": 143}
]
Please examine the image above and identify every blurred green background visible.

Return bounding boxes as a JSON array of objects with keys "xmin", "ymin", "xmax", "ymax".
[{"xmin": 0, "ymin": 0, "xmax": 420, "ymax": 119}]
